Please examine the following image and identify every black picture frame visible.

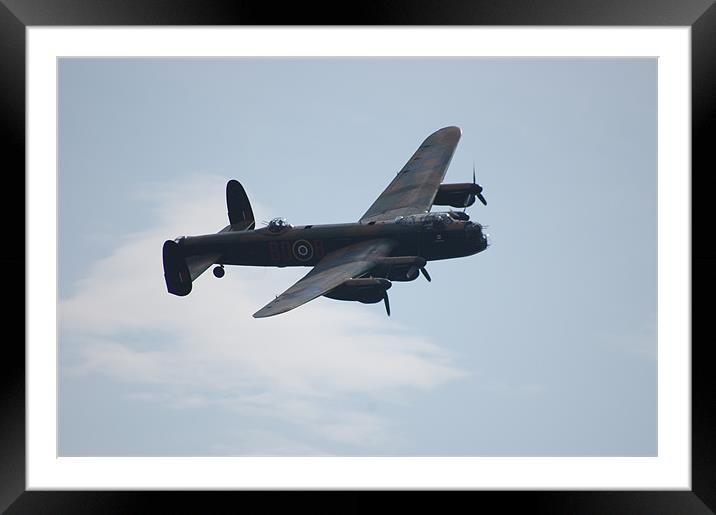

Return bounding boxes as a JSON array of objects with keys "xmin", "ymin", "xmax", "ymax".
[{"xmin": 3, "ymin": 1, "xmax": 714, "ymax": 512}]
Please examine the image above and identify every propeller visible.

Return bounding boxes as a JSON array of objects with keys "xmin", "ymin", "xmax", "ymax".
[
  {"xmin": 420, "ymin": 267, "xmax": 431, "ymax": 282},
  {"xmin": 383, "ymin": 291, "xmax": 391, "ymax": 316},
  {"xmin": 468, "ymin": 162, "xmax": 487, "ymax": 207}
]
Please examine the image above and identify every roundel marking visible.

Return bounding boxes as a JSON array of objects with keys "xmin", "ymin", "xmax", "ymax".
[{"xmin": 292, "ymin": 239, "xmax": 314, "ymax": 262}]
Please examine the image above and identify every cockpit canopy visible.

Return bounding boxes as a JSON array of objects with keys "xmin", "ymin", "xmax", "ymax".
[
  {"xmin": 267, "ymin": 217, "xmax": 292, "ymax": 233},
  {"xmin": 394, "ymin": 212, "xmax": 456, "ymax": 226}
]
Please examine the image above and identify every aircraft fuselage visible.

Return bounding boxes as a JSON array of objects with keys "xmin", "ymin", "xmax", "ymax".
[{"xmin": 176, "ymin": 216, "xmax": 488, "ymax": 269}]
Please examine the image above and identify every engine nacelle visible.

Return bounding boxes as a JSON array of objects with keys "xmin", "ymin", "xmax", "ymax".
[
  {"xmin": 324, "ymin": 278, "xmax": 392, "ymax": 304},
  {"xmin": 372, "ymin": 256, "xmax": 426, "ymax": 282},
  {"xmin": 433, "ymin": 183, "xmax": 480, "ymax": 208}
]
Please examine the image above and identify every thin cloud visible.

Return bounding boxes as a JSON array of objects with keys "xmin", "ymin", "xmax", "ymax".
[{"xmin": 59, "ymin": 174, "xmax": 464, "ymax": 454}]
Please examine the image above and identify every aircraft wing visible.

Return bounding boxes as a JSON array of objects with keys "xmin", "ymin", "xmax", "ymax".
[
  {"xmin": 253, "ymin": 238, "xmax": 397, "ymax": 318},
  {"xmin": 359, "ymin": 126, "xmax": 461, "ymax": 223}
]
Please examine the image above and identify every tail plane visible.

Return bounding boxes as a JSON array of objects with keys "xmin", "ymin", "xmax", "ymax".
[{"xmin": 163, "ymin": 179, "xmax": 254, "ymax": 296}]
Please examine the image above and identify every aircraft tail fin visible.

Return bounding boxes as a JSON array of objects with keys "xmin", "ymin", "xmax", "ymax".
[
  {"xmin": 163, "ymin": 240, "xmax": 194, "ymax": 296},
  {"xmin": 227, "ymin": 179, "xmax": 255, "ymax": 231},
  {"xmin": 163, "ymin": 239, "xmax": 225, "ymax": 296},
  {"xmin": 163, "ymin": 180, "xmax": 254, "ymax": 296}
]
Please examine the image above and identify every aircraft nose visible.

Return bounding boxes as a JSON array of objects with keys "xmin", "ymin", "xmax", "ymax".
[
  {"xmin": 466, "ymin": 222, "xmax": 489, "ymax": 248},
  {"xmin": 466, "ymin": 221, "xmax": 482, "ymax": 235}
]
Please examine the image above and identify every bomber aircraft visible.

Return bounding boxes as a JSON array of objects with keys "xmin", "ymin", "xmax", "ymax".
[{"xmin": 163, "ymin": 126, "xmax": 489, "ymax": 317}]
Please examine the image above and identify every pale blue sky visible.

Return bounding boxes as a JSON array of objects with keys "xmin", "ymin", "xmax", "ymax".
[{"xmin": 58, "ymin": 58, "xmax": 656, "ymax": 456}]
